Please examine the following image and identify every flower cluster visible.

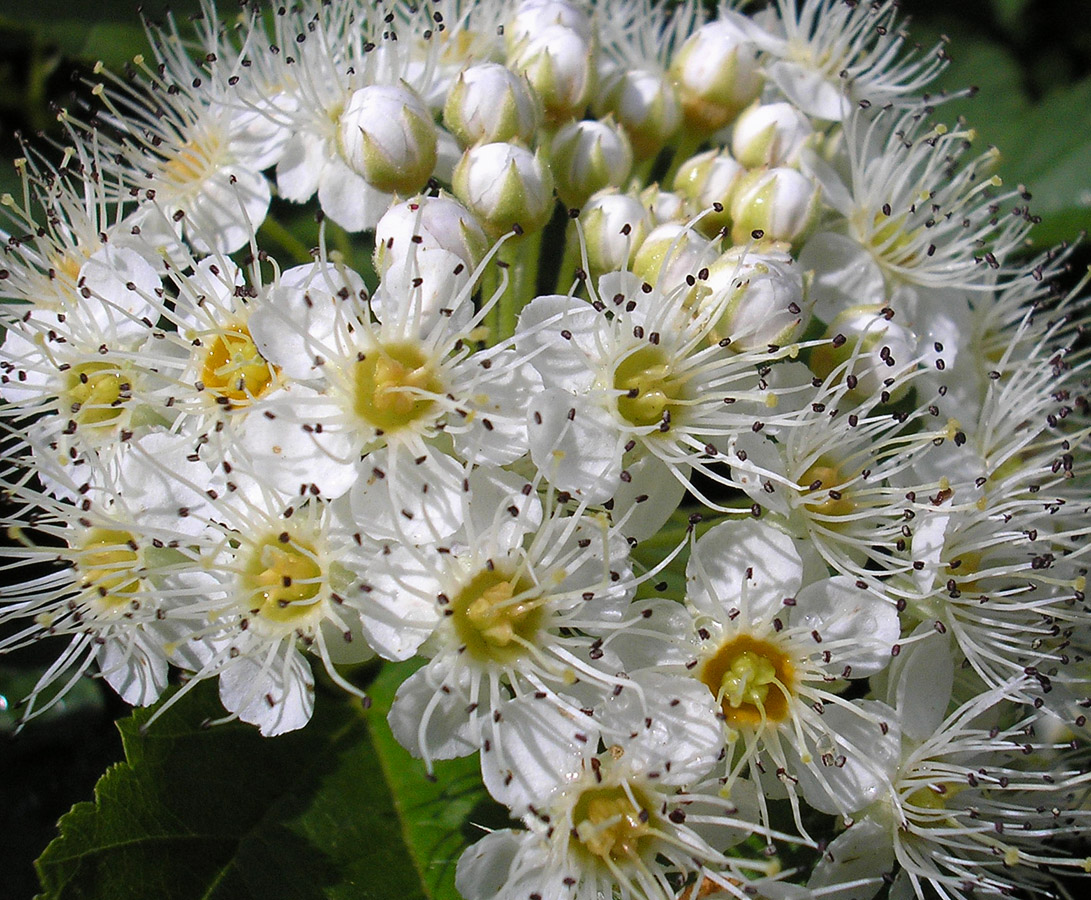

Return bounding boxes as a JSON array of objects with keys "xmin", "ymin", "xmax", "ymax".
[{"xmin": 2, "ymin": 1, "xmax": 1090, "ymax": 897}]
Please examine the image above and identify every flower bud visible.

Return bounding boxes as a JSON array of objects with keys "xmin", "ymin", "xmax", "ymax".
[
  {"xmin": 551, "ymin": 118, "xmax": 633, "ymax": 210},
  {"xmin": 580, "ymin": 189, "xmax": 651, "ymax": 274},
  {"xmin": 595, "ymin": 67, "xmax": 682, "ymax": 159},
  {"xmin": 731, "ymin": 102, "xmax": 815, "ymax": 168},
  {"xmin": 700, "ymin": 247, "xmax": 809, "ymax": 351},
  {"xmin": 443, "ymin": 63, "xmax": 542, "ymax": 149},
  {"xmin": 670, "ymin": 21, "xmax": 762, "ymax": 134},
  {"xmin": 638, "ymin": 184, "xmax": 686, "ymax": 225},
  {"xmin": 729, "ymin": 166, "xmax": 819, "ymax": 246},
  {"xmin": 374, "ymin": 193, "xmax": 490, "ymax": 279},
  {"xmin": 338, "ymin": 83, "xmax": 437, "ymax": 195},
  {"xmin": 509, "ymin": 25, "xmax": 594, "ymax": 122},
  {"xmin": 672, "ymin": 148, "xmax": 745, "ymax": 238},
  {"xmin": 453, "ymin": 141, "xmax": 555, "ymax": 237},
  {"xmin": 809, "ymin": 306, "xmax": 918, "ymax": 399},
  {"xmin": 631, "ymin": 222, "xmax": 719, "ymax": 305},
  {"xmin": 506, "ymin": 0, "xmax": 592, "ymax": 49}
]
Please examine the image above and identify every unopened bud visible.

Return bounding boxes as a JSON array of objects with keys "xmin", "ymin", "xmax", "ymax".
[
  {"xmin": 580, "ymin": 189, "xmax": 651, "ymax": 274},
  {"xmin": 338, "ymin": 83, "xmax": 437, "ymax": 195},
  {"xmin": 507, "ymin": 0, "xmax": 592, "ymax": 49},
  {"xmin": 638, "ymin": 184, "xmax": 686, "ymax": 225},
  {"xmin": 444, "ymin": 63, "xmax": 542, "ymax": 149},
  {"xmin": 595, "ymin": 67, "xmax": 682, "ymax": 159},
  {"xmin": 551, "ymin": 118, "xmax": 633, "ymax": 210},
  {"xmin": 731, "ymin": 102, "xmax": 815, "ymax": 168},
  {"xmin": 374, "ymin": 193, "xmax": 489, "ymax": 278},
  {"xmin": 670, "ymin": 21, "xmax": 762, "ymax": 134},
  {"xmin": 700, "ymin": 247, "xmax": 809, "ymax": 351},
  {"xmin": 673, "ymin": 148, "xmax": 745, "ymax": 238},
  {"xmin": 809, "ymin": 306, "xmax": 917, "ymax": 399},
  {"xmin": 632, "ymin": 223, "xmax": 719, "ymax": 305},
  {"xmin": 509, "ymin": 25, "xmax": 594, "ymax": 122},
  {"xmin": 729, "ymin": 166, "xmax": 819, "ymax": 246},
  {"xmin": 453, "ymin": 142, "xmax": 555, "ymax": 237}
]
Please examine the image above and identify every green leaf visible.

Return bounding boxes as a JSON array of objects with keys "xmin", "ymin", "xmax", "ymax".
[
  {"xmin": 33, "ymin": 676, "xmax": 433, "ymax": 900},
  {"xmin": 364, "ymin": 661, "xmax": 510, "ymax": 900}
]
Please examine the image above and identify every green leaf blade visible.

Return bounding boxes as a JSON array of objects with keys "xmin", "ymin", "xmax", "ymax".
[{"xmin": 35, "ymin": 680, "xmax": 430, "ymax": 900}]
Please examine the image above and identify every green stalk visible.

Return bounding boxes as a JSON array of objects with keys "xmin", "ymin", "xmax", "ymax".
[{"xmin": 257, "ymin": 217, "xmax": 314, "ymax": 265}]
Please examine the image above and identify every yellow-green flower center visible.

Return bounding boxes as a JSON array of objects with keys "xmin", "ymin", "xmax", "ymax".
[
  {"xmin": 798, "ymin": 456, "xmax": 856, "ymax": 519},
  {"xmin": 701, "ymin": 635, "xmax": 795, "ymax": 728},
  {"xmin": 572, "ymin": 785, "xmax": 653, "ymax": 862},
  {"xmin": 354, "ymin": 343, "xmax": 441, "ymax": 433},
  {"xmin": 450, "ymin": 569, "xmax": 543, "ymax": 663},
  {"xmin": 242, "ymin": 536, "xmax": 325, "ymax": 625},
  {"xmin": 64, "ymin": 362, "xmax": 127, "ymax": 428},
  {"xmin": 613, "ymin": 345, "xmax": 690, "ymax": 429},
  {"xmin": 77, "ymin": 529, "xmax": 141, "ymax": 614},
  {"xmin": 200, "ymin": 325, "xmax": 276, "ymax": 403}
]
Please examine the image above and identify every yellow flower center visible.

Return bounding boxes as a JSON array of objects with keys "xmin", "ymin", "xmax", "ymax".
[
  {"xmin": 353, "ymin": 343, "xmax": 441, "ymax": 433},
  {"xmin": 572, "ymin": 785, "xmax": 653, "ymax": 862},
  {"xmin": 613, "ymin": 345, "xmax": 690, "ymax": 429},
  {"xmin": 78, "ymin": 529, "xmax": 141, "ymax": 614},
  {"xmin": 64, "ymin": 362, "xmax": 127, "ymax": 428},
  {"xmin": 164, "ymin": 134, "xmax": 222, "ymax": 187},
  {"xmin": 200, "ymin": 325, "xmax": 276, "ymax": 403},
  {"xmin": 451, "ymin": 569, "xmax": 543, "ymax": 663},
  {"xmin": 798, "ymin": 456, "xmax": 856, "ymax": 518},
  {"xmin": 701, "ymin": 635, "xmax": 795, "ymax": 728},
  {"xmin": 242, "ymin": 536, "xmax": 325, "ymax": 626}
]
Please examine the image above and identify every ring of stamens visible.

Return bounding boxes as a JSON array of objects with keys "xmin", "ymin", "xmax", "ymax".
[
  {"xmin": 353, "ymin": 342, "xmax": 442, "ymax": 433},
  {"xmin": 700, "ymin": 634, "xmax": 795, "ymax": 728},
  {"xmin": 64, "ymin": 362, "xmax": 128, "ymax": 428},
  {"xmin": 241, "ymin": 535, "xmax": 326, "ymax": 627},
  {"xmin": 571, "ymin": 784, "xmax": 653, "ymax": 863},
  {"xmin": 450, "ymin": 568, "xmax": 543, "ymax": 663},
  {"xmin": 200, "ymin": 325, "xmax": 277, "ymax": 403},
  {"xmin": 798, "ymin": 455, "xmax": 856, "ymax": 518},
  {"xmin": 613, "ymin": 345, "xmax": 691, "ymax": 429},
  {"xmin": 76, "ymin": 529, "xmax": 142, "ymax": 616}
]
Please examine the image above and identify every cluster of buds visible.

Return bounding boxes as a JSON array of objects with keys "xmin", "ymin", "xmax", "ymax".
[{"xmin": 1, "ymin": 1, "xmax": 1090, "ymax": 899}]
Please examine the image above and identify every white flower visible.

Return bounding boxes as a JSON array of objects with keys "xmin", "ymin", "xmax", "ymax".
[
  {"xmin": 457, "ymin": 678, "xmax": 774, "ymax": 900},
  {"xmin": 386, "ymin": 494, "xmax": 642, "ymax": 769},
  {"xmin": 803, "ymin": 110, "xmax": 1032, "ymax": 290},
  {"xmin": 515, "ymin": 270, "xmax": 797, "ymax": 529},
  {"xmin": 735, "ymin": 0, "xmax": 949, "ymax": 121}
]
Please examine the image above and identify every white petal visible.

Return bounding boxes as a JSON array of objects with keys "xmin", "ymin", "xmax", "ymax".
[
  {"xmin": 516, "ymin": 294, "xmax": 603, "ymax": 393},
  {"xmin": 886, "ymin": 626, "xmax": 954, "ymax": 742},
  {"xmin": 480, "ymin": 695, "xmax": 595, "ymax": 814},
  {"xmin": 527, "ymin": 389, "xmax": 622, "ymax": 503},
  {"xmin": 456, "ymin": 830, "xmax": 531, "ymax": 900},
  {"xmin": 185, "ymin": 168, "xmax": 270, "ymax": 254},
  {"xmin": 218, "ymin": 650, "xmax": 315, "ymax": 736},
  {"xmin": 451, "ymin": 350, "xmax": 542, "ymax": 466},
  {"xmin": 96, "ymin": 634, "xmax": 168, "ymax": 707},
  {"xmin": 767, "ymin": 61, "xmax": 850, "ymax": 121},
  {"xmin": 808, "ymin": 815, "xmax": 893, "ymax": 900},
  {"xmin": 790, "ymin": 576, "xmax": 899, "ymax": 678},
  {"xmin": 602, "ymin": 670, "xmax": 721, "ymax": 785},
  {"xmin": 797, "ymin": 232, "xmax": 885, "ymax": 323},
  {"xmin": 350, "ymin": 446, "xmax": 466, "ymax": 544},
  {"xmin": 77, "ymin": 245, "xmax": 161, "ymax": 340},
  {"xmin": 686, "ymin": 519, "xmax": 803, "ymax": 626},
  {"xmin": 276, "ymin": 134, "xmax": 325, "ymax": 203},
  {"xmin": 795, "ymin": 700, "xmax": 901, "ymax": 816},
  {"xmin": 317, "ymin": 156, "xmax": 391, "ymax": 232},
  {"xmin": 610, "ymin": 451, "xmax": 688, "ymax": 542},
  {"xmin": 388, "ymin": 662, "xmax": 477, "ymax": 760}
]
